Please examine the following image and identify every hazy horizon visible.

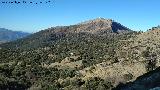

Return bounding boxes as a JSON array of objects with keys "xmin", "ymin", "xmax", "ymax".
[{"xmin": 0, "ymin": 0, "xmax": 160, "ymax": 33}]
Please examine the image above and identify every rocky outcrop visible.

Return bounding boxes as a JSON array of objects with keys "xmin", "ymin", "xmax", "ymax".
[{"xmin": 113, "ymin": 67, "xmax": 160, "ymax": 90}]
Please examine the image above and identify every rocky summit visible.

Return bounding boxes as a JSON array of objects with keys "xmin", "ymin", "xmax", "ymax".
[{"xmin": 76, "ymin": 18, "xmax": 130, "ymax": 33}]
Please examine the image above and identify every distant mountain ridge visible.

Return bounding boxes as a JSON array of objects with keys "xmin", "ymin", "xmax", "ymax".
[{"xmin": 0, "ymin": 28, "xmax": 30, "ymax": 43}]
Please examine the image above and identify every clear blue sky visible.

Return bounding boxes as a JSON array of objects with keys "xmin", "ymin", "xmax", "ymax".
[{"xmin": 0, "ymin": 0, "xmax": 160, "ymax": 33}]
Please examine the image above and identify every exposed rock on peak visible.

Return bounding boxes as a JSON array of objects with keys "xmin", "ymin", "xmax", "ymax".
[
  {"xmin": 76, "ymin": 18, "xmax": 130, "ymax": 33},
  {"xmin": 79, "ymin": 18, "xmax": 113, "ymax": 25}
]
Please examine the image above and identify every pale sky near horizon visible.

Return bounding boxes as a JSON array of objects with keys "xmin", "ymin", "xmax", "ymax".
[{"xmin": 0, "ymin": 0, "xmax": 160, "ymax": 33}]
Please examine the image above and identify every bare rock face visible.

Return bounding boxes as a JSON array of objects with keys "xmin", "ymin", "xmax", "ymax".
[
  {"xmin": 51, "ymin": 18, "xmax": 131, "ymax": 34},
  {"xmin": 113, "ymin": 67, "xmax": 160, "ymax": 90},
  {"xmin": 76, "ymin": 18, "xmax": 130, "ymax": 34}
]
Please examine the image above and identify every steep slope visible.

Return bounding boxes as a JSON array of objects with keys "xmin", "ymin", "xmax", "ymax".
[
  {"xmin": 114, "ymin": 67, "xmax": 160, "ymax": 90},
  {"xmin": 122, "ymin": 26, "xmax": 160, "ymax": 69},
  {"xmin": 0, "ymin": 28, "xmax": 30, "ymax": 43},
  {"xmin": 112, "ymin": 26, "xmax": 160, "ymax": 90}
]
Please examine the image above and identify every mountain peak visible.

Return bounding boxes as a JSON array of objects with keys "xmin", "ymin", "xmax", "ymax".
[
  {"xmin": 93, "ymin": 17, "xmax": 112, "ymax": 21},
  {"xmin": 76, "ymin": 18, "xmax": 130, "ymax": 33},
  {"xmin": 79, "ymin": 18, "xmax": 113, "ymax": 25}
]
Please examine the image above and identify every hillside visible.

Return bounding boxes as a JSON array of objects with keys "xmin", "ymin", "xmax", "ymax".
[
  {"xmin": 0, "ymin": 18, "xmax": 159, "ymax": 90},
  {"xmin": 112, "ymin": 26, "xmax": 160, "ymax": 90},
  {"xmin": 0, "ymin": 28, "xmax": 30, "ymax": 44}
]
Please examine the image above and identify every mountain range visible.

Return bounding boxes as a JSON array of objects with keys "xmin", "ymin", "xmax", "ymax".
[
  {"xmin": 0, "ymin": 18, "xmax": 159, "ymax": 90},
  {"xmin": 0, "ymin": 28, "xmax": 30, "ymax": 44}
]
